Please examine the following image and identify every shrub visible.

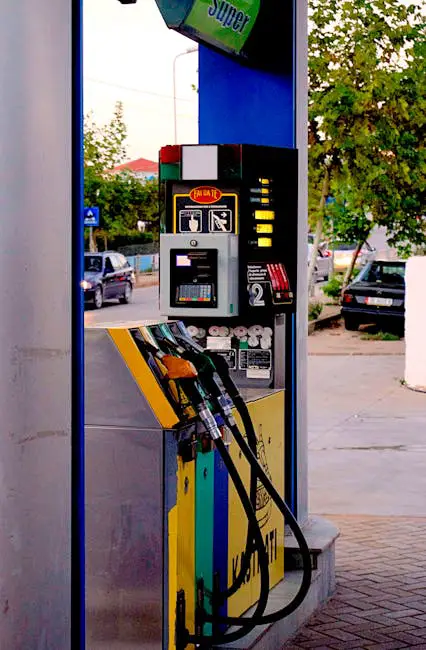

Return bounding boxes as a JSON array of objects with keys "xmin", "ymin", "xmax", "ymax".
[
  {"xmin": 323, "ymin": 274, "xmax": 344, "ymax": 301},
  {"xmin": 308, "ymin": 301, "xmax": 324, "ymax": 321},
  {"xmin": 360, "ymin": 331, "xmax": 401, "ymax": 341}
]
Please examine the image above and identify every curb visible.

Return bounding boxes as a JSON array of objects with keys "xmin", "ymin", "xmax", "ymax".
[
  {"xmin": 308, "ymin": 308, "xmax": 341, "ymax": 335},
  {"xmin": 404, "ymin": 382, "xmax": 426, "ymax": 394}
]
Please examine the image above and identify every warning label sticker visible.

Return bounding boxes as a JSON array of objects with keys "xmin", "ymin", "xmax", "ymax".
[{"xmin": 239, "ymin": 349, "xmax": 272, "ymax": 371}]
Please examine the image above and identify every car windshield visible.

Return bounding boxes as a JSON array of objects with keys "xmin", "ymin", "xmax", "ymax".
[
  {"xmin": 358, "ymin": 262, "xmax": 405, "ymax": 285},
  {"xmin": 84, "ymin": 255, "xmax": 103, "ymax": 273}
]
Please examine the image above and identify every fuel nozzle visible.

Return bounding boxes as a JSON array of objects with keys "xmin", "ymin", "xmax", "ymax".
[
  {"xmin": 161, "ymin": 355, "xmax": 198, "ymax": 380},
  {"xmin": 145, "ymin": 331, "xmax": 233, "ymax": 435},
  {"xmin": 148, "ymin": 343, "xmax": 222, "ymax": 440},
  {"xmin": 168, "ymin": 334, "xmax": 237, "ymax": 420}
]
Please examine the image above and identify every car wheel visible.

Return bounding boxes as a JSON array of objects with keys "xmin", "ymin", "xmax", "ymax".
[
  {"xmin": 119, "ymin": 282, "xmax": 132, "ymax": 304},
  {"xmin": 344, "ymin": 315, "xmax": 359, "ymax": 331},
  {"xmin": 93, "ymin": 286, "xmax": 103, "ymax": 309}
]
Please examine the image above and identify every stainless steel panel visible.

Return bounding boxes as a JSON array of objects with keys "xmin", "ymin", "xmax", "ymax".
[
  {"xmin": 160, "ymin": 233, "xmax": 239, "ymax": 317},
  {"xmin": 274, "ymin": 314, "xmax": 286, "ymax": 389},
  {"xmin": 0, "ymin": 0, "xmax": 72, "ymax": 647},
  {"xmin": 85, "ymin": 329, "xmax": 160, "ymax": 429},
  {"xmin": 86, "ymin": 427, "xmax": 164, "ymax": 649}
]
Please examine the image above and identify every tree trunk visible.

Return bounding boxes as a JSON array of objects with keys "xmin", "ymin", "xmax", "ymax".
[
  {"xmin": 103, "ymin": 234, "xmax": 108, "ymax": 251},
  {"xmin": 308, "ymin": 166, "xmax": 330, "ymax": 294},
  {"xmin": 341, "ymin": 240, "xmax": 364, "ymax": 296}
]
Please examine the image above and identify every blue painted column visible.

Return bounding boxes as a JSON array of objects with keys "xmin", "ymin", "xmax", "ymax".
[
  {"xmin": 199, "ymin": 50, "xmax": 294, "ymax": 148},
  {"xmin": 198, "ymin": 0, "xmax": 308, "ymax": 523}
]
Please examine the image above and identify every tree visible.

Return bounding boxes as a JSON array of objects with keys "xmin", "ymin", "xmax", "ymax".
[
  {"xmin": 85, "ymin": 168, "xmax": 159, "ymax": 250},
  {"xmin": 84, "ymin": 101, "xmax": 127, "ymax": 173},
  {"xmin": 84, "ymin": 103, "xmax": 159, "ymax": 250},
  {"xmin": 308, "ymin": 0, "xmax": 425, "ymax": 287}
]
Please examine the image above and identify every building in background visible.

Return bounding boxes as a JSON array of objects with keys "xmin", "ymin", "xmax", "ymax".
[{"xmin": 110, "ymin": 157, "xmax": 158, "ymax": 181}]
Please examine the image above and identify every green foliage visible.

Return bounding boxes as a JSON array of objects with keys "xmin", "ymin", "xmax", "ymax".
[
  {"xmin": 84, "ymin": 102, "xmax": 159, "ymax": 250},
  {"xmin": 309, "ymin": 0, "xmax": 426, "ymax": 256},
  {"xmin": 84, "ymin": 102, "xmax": 127, "ymax": 174},
  {"xmin": 323, "ymin": 268, "xmax": 360, "ymax": 299},
  {"xmin": 308, "ymin": 301, "xmax": 324, "ymax": 321},
  {"xmin": 323, "ymin": 274, "xmax": 345, "ymax": 301},
  {"xmin": 92, "ymin": 231, "xmax": 154, "ymax": 252},
  {"xmin": 360, "ymin": 331, "xmax": 401, "ymax": 341}
]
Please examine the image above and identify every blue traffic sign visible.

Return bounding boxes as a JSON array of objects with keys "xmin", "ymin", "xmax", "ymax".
[{"xmin": 84, "ymin": 207, "xmax": 99, "ymax": 227}]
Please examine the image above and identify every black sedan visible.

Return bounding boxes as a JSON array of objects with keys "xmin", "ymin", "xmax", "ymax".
[
  {"xmin": 82, "ymin": 252, "xmax": 135, "ymax": 309},
  {"xmin": 342, "ymin": 260, "xmax": 405, "ymax": 332}
]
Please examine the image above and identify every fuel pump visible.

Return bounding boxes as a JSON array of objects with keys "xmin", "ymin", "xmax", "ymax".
[
  {"xmin": 156, "ymin": 143, "xmax": 311, "ymax": 645},
  {"xmin": 135, "ymin": 323, "xmax": 311, "ymax": 645},
  {"xmin": 85, "ymin": 317, "xmax": 311, "ymax": 649},
  {"xmin": 147, "ymin": 328, "xmax": 311, "ymax": 624},
  {"xmin": 159, "ymin": 143, "xmax": 297, "ymax": 391}
]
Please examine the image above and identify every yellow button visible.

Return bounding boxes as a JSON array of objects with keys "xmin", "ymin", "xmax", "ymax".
[
  {"xmin": 256, "ymin": 223, "xmax": 273, "ymax": 234},
  {"xmin": 255, "ymin": 210, "xmax": 275, "ymax": 220},
  {"xmin": 258, "ymin": 237, "xmax": 272, "ymax": 247}
]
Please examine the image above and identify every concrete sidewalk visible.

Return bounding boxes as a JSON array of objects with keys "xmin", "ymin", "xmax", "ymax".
[
  {"xmin": 283, "ymin": 330, "xmax": 426, "ymax": 649},
  {"xmin": 308, "ymin": 323, "xmax": 405, "ymax": 355},
  {"xmin": 284, "ymin": 515, "xmax": 426, "ymax": 649}
]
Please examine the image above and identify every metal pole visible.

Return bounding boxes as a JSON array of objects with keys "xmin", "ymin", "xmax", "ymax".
[
  {"xmin": 173, "ymin": 54, "xmax": 178, "ymax": 145},
  {"xmin": 89, "ymin": 227, "xmax": 95, "ymax": 252},
  {"xmin": 173, "ymin": 47, "xmax": 198, "ymax": 144}
]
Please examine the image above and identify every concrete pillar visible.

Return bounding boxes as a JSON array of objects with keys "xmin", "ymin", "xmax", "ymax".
[
  {"xmin": 405, "ymin": 256, "xmax": 426, "ymax": 392},
  {"xmin": 294, "ymin": 0, "xmax": 309, "ymax": 524},
  {"xmin": 0, "ymin": 1, "xmax": 75, "ymax": 646}
]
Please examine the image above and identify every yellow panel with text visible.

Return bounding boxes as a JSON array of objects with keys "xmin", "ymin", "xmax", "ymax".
[
  {"xmin": 227, "ymin": 391, "xmax": 285, "ymax": 617},
  {"xmin": 176, "ymin": 457, "xmax": 196, "ymax": 648}
]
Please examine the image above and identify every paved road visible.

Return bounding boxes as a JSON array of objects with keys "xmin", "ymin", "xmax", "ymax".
[
  {"xmin": 84, "ymin": 285, "xmax": 160, "ymax": 327},
  {"xmin": 308, "ymin": 350, "xmax": 426, "ymax": 517},
  {"xmin": 368, "ymin": 225, "xmax": 398, "ymax": 260}
]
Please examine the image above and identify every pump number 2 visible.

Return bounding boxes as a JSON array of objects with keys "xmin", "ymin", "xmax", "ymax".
[{"xmin": 248, "ymin": 283, "xmax": 265, "ymax": 307}]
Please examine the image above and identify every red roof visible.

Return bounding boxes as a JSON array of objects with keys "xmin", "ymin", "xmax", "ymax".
[{"xmin": 110, "ymin": 157, "xmax": 158, "ymax": 174}]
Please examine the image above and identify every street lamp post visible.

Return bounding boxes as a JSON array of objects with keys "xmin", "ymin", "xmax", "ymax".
[{"xmin": 173, "ymin": 46, "xmax": 198, "ymax": 144}]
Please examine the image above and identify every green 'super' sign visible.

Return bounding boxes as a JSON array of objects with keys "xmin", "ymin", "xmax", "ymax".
[{"xmin": 184, "ymin": 0, "xmax": 261, "ymax": 54}]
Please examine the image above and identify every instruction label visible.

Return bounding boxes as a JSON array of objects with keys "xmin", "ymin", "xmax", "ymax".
[
  {"xmin": 174, "ymin": 191, "xmax": 238, "ymax": 234},
  {"xmin": 239, "ymin": 349, "xmax": 272, "ymax": 371},
  {"xmin": 214, "ymin": 349, "xmax": 237, "ymax": 370},
  {"xmin": 247, "ymin": 262, "xmax": 293, "ymax": 307},
  {"xmin": 179, "ymin": 209, "xmax": 202, "ymax": 233}
]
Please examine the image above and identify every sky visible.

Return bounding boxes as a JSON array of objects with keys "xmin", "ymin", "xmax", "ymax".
[{"xmin": 83, "ymin": 0, "xmax": 199, "ymax": 162}]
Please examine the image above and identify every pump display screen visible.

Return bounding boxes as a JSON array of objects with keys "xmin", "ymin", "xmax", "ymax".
[{"xmin": 170, "ymin": 249, "xmax": 218, "ymax": 308}]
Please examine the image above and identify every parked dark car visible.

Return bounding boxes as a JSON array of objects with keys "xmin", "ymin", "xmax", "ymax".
[
  {"xmin": 82, "ymin": 252, "xmax": 135, "ymax": 309},
  {"xmin": 342, "ymin": 260, "xmax": 406, "ymax": 332}
]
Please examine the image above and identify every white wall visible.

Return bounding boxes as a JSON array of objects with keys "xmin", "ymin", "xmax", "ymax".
[{"xmin": 405, "ymin": 256, "xmax": 426, "ymax": 392}]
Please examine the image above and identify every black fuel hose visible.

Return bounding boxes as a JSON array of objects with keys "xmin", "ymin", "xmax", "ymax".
[
  {"xmin": 202, "ymin": 352, "xmax": 312, "ymax": 626},
  {"xmin": 163, "ymin": 334, "xmax": 312, "ymax": 624},
  {"xmin": 184, "ymin": 421, "xmax": 271, "ymax": 646},
  {"xmin": 205, "ymin": 416, "xmax": 312, "ymax": 626}
]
